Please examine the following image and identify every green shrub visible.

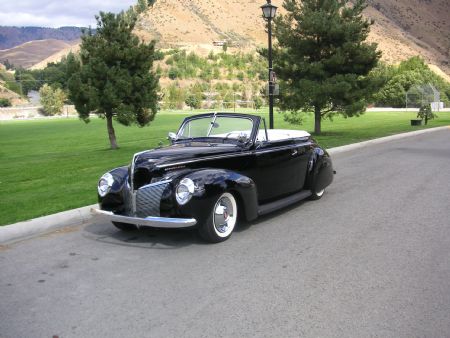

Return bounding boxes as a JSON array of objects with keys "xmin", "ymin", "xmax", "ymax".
[
  {"xmin": 0, "ymin": 98, "xmax": 12, "ymax": 107},
  {"xmin": 39, "ymin": 84, "xmax": 66, "ymax": 116},
  {"xmin": 417, "ymin": 104, "xmax": 437, "ymax": 125}
]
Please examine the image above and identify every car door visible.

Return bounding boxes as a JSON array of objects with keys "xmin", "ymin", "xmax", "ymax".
[{"xmin": 249, "ymin": 138, "xmax": 310, "ymax": 203}]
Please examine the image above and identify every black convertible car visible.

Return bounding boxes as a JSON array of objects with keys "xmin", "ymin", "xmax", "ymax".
[{"xmin": 93, "ymin": 112, "xmax": 334, "ymax": 242}]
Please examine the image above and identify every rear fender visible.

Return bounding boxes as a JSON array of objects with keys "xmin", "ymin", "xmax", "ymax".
[{"xmin": 304, "ymin": 148, "xmax": 334, "ymax": 192}]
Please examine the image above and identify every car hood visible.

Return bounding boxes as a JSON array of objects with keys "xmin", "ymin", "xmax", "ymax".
[{"xmin": 133, "ymin": 142, "xmax": 243, "ymax": 169}]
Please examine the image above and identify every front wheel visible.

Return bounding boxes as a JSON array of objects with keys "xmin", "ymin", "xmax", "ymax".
[{"xmin": 199, "ymin": 192, "xmax": 238, "ymax": 243}]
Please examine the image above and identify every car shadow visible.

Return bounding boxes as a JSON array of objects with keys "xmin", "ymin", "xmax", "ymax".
[
  {"xmin": 84, "ymin": 199, "xmax": 309, "ymax": 248},
  {"xmin": 83, "ymin": 218, "xmax": 204, "ymax": 249}
]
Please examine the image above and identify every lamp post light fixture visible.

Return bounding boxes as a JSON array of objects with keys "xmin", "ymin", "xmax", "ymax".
[{"xmin": 261, "ymin": 0, "xmax": 277, "ymax": 129}]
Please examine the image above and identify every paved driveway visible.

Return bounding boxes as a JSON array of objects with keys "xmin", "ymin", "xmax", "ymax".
[{"xmin": 1, "ymin": 129, "xmax": 450, "ymax": 338}]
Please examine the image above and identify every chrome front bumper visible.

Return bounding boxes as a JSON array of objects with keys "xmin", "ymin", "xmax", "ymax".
[{"xmin": 92, "ymin": 209, "xmax": 197, "ymax": 229}]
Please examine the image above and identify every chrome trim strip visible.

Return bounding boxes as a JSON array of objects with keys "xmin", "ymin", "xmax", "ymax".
[
  {"xmin": 138, "ymin": 179, "xmax": 172, "ymax": 191},
  {"xmin": 92, "ymin": 209, "xmax": 197, "ymax": 228},
  {"xmin": 157, "ymin": 151, "xmax": 251, "ymax": 169},
  {"xmin": 255, "ymin": 142, "xmax": 311, "ymax": 154},
  {"xmin": 130, "ymin": 150, "xmax": 148, "ymax": 214}
]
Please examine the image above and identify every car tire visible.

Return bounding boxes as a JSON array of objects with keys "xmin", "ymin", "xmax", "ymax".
[
  {"xmin": 112, "ymin": 221, "xmax": 137, "ymax": 231},
  {"xmin": 309, "ymin": 188, "xmax": 325, "ymax": 200},
  {"xmin": 199, "ymin": 192, "xmax": 238, "ymax": 243}
]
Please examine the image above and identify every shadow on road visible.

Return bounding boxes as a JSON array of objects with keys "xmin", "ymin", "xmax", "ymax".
[
  {"xmin": 83, "ymin": 219, "xmax": 203, "ymax": 250},
  {"xmin": 83, "ymin": 199, "xmax": 309, "ymax": 249}
]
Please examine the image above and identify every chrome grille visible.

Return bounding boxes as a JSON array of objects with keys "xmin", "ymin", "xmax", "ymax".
[
  {"xmin": 134, "ymin": 167, "xmax": 152, "ymax": 190},
  {"xmin": 135, "ymin": 181, "xmax": 170, "ymax": 217},
  {"xmin": 123, "ymin": 184, "xmax": 133, "ymax": 215}
]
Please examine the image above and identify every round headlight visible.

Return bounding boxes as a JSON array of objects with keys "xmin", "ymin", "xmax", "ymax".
[
  {"xmin": 98, "ymin": 173, "xmax": 115, "ymax": 197},
  {"xmin": 176, "ymin": 178, "xmax": 195, "ymax": 205}
]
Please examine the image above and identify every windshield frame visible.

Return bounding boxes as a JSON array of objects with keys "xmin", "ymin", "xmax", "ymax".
[{"xmin": 175, "ymin": 112, "xmax": 261, "ymax": 145}]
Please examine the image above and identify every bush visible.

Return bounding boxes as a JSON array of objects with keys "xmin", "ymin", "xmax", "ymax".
[
  {"xmin": 417, "ymin": 104, "xmax": 437, "ymax": 125},
  {"xmin": 168, "ymin": 68, "xmax": 181, "ymax": 80},
  {"xmin": 39, "ymin": 84, "xmax": 66, "ymax": 116},
  {"xmin": 254, "ymin": 96, "xmax": 263, "ymax": 110},
  {"xmin": 0, "ymin": 98, "xmax": 12, "ymax": 107},
  {"xmin": 185, "ymin": 95, "xmax": 201, "ymax": 110}
]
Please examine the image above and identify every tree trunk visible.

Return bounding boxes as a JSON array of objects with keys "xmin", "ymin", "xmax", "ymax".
[
  {"xmin": 106, "ymin": 114, "xmax": 119, "ymax": 149},
  {"xmin": 314, "ymin": 105, "xmax": 321, "ymax": 134}
]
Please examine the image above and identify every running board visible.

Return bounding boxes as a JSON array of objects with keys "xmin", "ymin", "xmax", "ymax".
[{"xmin": 258, "ymin": 190, "xmax": 312, "ymax": 216}]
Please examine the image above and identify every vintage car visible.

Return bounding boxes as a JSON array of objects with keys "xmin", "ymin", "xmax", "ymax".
[{"xmin": 93, "ymin": 112, "xmax": 334, "ymax": 242}]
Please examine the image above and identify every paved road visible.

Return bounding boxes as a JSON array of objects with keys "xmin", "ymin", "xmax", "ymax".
[{"xmin": 1, "ymin": 129, "xmax": 450, "ymax": 338}]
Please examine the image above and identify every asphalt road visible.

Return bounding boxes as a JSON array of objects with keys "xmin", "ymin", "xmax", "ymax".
[{"xmin": 1, "ymin": 128, "xmax": 450, "ymax": 338}]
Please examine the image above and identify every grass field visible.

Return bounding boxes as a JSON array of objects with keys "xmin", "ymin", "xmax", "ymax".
[{"xmin": 1, "ymin": 109, "xmax": 449, "ymax": 226}]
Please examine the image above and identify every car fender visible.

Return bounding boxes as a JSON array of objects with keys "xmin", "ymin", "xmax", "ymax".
[
  {"xmin": 304, "ymin": 147, "xmax": 334, "ymax": 192},
  {"xmin": 172, "ymin": 169, "xmax": 259, "ymax": 223},
  {"xmin": 98, "ymin": 166, "xmax": 129, "ymax": 211}
]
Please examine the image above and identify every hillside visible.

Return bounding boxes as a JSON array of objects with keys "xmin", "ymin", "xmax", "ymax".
[
  {"xmin": 133, "ymin": 0, "xmax": 449, "ymax": 75},
  {"xmin": 0, "ymin": 26, "xmax": 84, "ymax": 49},
  {"xmin": 366, "ymin": 0, "xmax": 449, "ymax": 70},
  {"xmin": 29, "ymin": 43, "xmax": 81, "ymax": 70},
  {"xmin": 0, "ymin": 66, "xmax": 26, "ymax": 105},
  {"xmin": 0, "ymin": 39, "xmax": 74, "ymax": 68},
  {"xmin": 15, "ymin": 0, "xmax": 450, "ymax": 77}
]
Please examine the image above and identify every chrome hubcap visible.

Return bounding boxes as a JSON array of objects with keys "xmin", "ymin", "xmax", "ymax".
[{"xmin": 213, "ymin": 194, "xmax": 236, "ymax": 236}]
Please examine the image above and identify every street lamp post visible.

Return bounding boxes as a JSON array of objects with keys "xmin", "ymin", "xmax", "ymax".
[{"xmin": 261, "ymin": 0, "xmax": 277, "ymax": 129}]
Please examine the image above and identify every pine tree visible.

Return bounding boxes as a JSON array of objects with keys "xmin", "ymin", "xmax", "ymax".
[
  {"xmin": 67, "ymin": 9, "xmax": 159, "ymax": 149},
  {"xmin": 272, "ymin": 0, "xmax": 382, "ymax": 134}
]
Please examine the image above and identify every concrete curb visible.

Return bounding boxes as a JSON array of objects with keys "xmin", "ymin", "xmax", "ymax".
[
  {"xmin": 0, "ymin": 205, "xmax": 97, "ymax": 245},
  {"xmin": 1, "ymin": 125, "xmax": 449, "ymax": 245},
  {"xmin": 328, "ymin": 126, "xmax": 449, "ymax": 156}
]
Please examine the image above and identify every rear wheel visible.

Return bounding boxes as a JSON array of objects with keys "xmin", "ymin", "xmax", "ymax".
[
  {"xmin": 112, "ymin": 221, "xmax": 137, "ymax": 231},
  {"xmin": 199, "ymin": 192, "xmax": 238, "ymax": 243},
  {"xmin": 309, "ymin": 188, "xmax": 325, "ymax": 200}
]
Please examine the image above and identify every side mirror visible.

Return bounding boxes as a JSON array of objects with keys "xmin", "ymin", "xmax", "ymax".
[
  {"xmin": 168, "ymin": 132, "xmax": 177, "ymax": 144},
  {"xmin": 237, "ymin": 132, "xmax": 249, "ymax": 144}
]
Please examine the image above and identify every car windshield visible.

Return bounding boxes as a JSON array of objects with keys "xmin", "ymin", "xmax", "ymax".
[{"xmin": 178, "ymin": 115, "xmax": 255, "ymax": 142}]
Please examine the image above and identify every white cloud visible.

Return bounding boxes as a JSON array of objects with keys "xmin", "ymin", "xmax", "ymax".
[{"xmin": 0, "ymin": 0, "xmax": 137, "ymax": 27}]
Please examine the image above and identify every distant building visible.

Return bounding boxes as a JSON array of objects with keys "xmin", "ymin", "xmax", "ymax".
[{"xmin": 213, "ymin": 41, "xmax": 226, "ymax": 47}]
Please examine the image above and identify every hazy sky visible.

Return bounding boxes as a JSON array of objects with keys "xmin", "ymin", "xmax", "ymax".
[{"xmin": 0, "ymin": 1, "xmax": 137, "ymax": 28}]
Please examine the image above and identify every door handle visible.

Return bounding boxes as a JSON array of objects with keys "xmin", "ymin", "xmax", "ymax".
[{"xmin": 291, "ymin": 149, "xmax": 298, "ymax": 156}]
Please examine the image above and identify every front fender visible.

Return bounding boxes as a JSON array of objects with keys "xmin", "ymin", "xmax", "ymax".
[
  {"xmin": 172, "ymin": 169, "xmax": 258, "ymax": 224},
  {"xmin": 98, "ymin": 166, "xmax": 129, "ymax": 211}
]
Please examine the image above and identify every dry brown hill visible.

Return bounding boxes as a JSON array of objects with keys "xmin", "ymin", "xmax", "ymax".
[
  {"xmin": 29, "ymin": 0, "xmax": 450, "ymax": 77},
  {"xmin": 366, "ymin": 0, "xmax": 449, "ymax": 70},
  {"xmin": 29, "ymin": 42, "xmax": 80, "ymax": 70},
  {"xmin": 134, "ymin": 0, "xmax": 450, "ymax": 75},
  {"xmin": 0, "ymin": 39, "xmax": 73, "ymax": 68}
]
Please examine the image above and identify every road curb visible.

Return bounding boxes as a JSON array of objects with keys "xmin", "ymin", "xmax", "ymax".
[
  {"xmin": 1, "ymin": 125, "xmax": 449, "ymax": 245},
  {"xmin": 0, "ymin": 205, "xmax": 97, "ymax": 245},
  {"xmin": 327, "ymin": 126, "xmax": 449, "ymax": 156}
]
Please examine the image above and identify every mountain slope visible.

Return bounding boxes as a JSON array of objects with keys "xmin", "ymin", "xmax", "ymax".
[
  {"xmin": 367, "ymin": 0, "xmax": 449, "ymax": 70},
  {"xmin": 29, "ymin": 43, "xmax": 80, "ymax": 70},
  {"xmin": 0, "ymin": 39, "xmax": 73, "ymax": 68},
  {"xmin": 0, "ymin": 26, "xmax": 84, "ymax": 49},
  {"xmin": 134, "ymin": 0, "xmax": 449, "ymax": 75},
  {"xmin": 21, "ymin": 0, "xmax": 450, "ymax": 77}
]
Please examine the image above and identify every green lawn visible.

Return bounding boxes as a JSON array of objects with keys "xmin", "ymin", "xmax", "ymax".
[{"xmin": 1, "ymin": 109, "xmax": 449, "ymax": 226}]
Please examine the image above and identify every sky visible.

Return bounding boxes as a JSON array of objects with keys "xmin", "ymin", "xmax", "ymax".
[{"xmin": 0, "ymin": 0, "xmax": 137, "ymax": 28}]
